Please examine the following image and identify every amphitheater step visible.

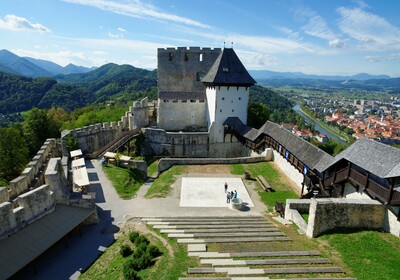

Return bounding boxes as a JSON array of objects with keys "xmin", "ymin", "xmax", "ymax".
[
  {"xmin": 147, "ymin": 221, "xmax": 271, "ymax": 225},
  {"xmin": 142, "ymin": 216, "xmax": 264, "ymax": 222},
  {"xmin": 178, "ymin": 237, "xmax": 291, "ymax": 243},
  {"xmin": 201, "ymin": 257, "xmax": 331, "ymax": 266},
  {"xmin": 189, "ymin": 251, "xmax": 321, "ymax": 258},
  {"xmin": 188, "ymin": 266, "xmax": 343, "ymax": 275},
  {"xmin": 153, "ymin": 224, "xmax": 275, "ymax": 229},
  {"xmin": 169, "ymin": 232, "xmax": 284, "ymax": 238},
  {"xmin": 160, "ymin": 227, "xmax": 279, "ymax": 234}
]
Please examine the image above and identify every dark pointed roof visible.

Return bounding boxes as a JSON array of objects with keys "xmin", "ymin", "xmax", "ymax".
[
  {"xmin": 320, "ymin": 138, "xmax": 400, "ymax": 178},
  {"xmin": 201, "ymin": 48, "xmax": 256, "ymax": 86}
]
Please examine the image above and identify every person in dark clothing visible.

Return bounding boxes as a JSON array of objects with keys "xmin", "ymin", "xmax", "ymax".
[
  {"xmin": 224, "ymin": 182, "xmax": 228, "ymax": 193},
  {"xmin": 226, "ymin": 191, "xmax": 231, "ymax": 203}
]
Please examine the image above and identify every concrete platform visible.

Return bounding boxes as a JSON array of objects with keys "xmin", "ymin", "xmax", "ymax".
[
  {"xmin": 180, "ymin": 177, "xmax": 254, "ymax": 208},
  {"xmin": 188, "ymin": 244, "xmax": 207, "ymax": 252}
]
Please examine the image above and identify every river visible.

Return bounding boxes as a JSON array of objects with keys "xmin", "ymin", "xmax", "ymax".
[{"xmin": 293, "ymin": 103, "xmax": 346, "ymax": 144}]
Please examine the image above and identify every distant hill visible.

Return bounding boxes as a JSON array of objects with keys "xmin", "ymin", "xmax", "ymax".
[
  {"xmin": 0, "ymin": 49, "xmax": 52, "ymax": 77},
  {"xmin": 0, "ymin": 63, "xmax": 157, "ymax": 114},
  {"xmin": 249, "ymin": 70, "xmax": 391, "ymax": 81},
  {"xmin": 0, "ymin": 49, "xmax": 93, "ymax": 77}
]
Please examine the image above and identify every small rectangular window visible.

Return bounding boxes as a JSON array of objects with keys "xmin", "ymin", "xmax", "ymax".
[
  {"xmin": 239, "ymin": 97, "xmax": 241, "ymax": 100},
  {"xmin": 220, "ymin": 109, "xmax": 222, "ymax": 112},
  {"xmin": 184, "ymin": 53, "xmax": 189, "ymax": 61},
  {"xmin": 182, "ymin": 100, "xmax": 187, "ymax": 103},
  {"xmin": 172, "ymin": 99, "xmax": 178, "ymax": 103},
  {"xmin": 199, "ymin": 53, "xmax": 203, "ymax": 61},
  {"xmin": 222, "ymin": 97, "xmax": 225, "ymax": 100},
  {"xmin": 190, "ymin": 99, "xmax": 196, "ymax": 103}
]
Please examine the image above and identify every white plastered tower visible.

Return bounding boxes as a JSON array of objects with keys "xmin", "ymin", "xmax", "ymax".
[{"xmin": 202, "ymin": 48, "xmax": 256, "ymax": 143}]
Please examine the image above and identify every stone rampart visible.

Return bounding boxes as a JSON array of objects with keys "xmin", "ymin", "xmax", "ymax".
[
  {"xmin": 45, "ymin": 158, "xmax": 71, "ymax": 204},
  {"xmin": 158, "ymin": 156, "xmax": 268, "ymax": 174},
  {"xmin": 272, "ymin": 150, "xmax": 304, "ymax": 192},
  {"xmin": 6, "ymin": 139, "xmax": 58, "ymax": 201},
  {"xmin": 62, "ymin": 98, "xmax": 150, "ymax": 156},
  {"xmin": 306, "ymin": 198, "xmax": 385, "ymax": 237},
  {"xmin": 0, "ymin": 184, "xmax": 55, "ymax": 238}
]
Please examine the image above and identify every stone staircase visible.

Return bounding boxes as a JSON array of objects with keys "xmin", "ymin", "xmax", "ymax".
[{"xmin": 141, "ymin": 216, "xmax": 356, "ymax": 280}]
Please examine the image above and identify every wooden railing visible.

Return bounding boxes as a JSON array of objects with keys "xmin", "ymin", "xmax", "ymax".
[
  {"xmin": 349, "ymin": 168, "xmax": 368, "ymax": 186},
  {"xmin": 335, "ymin": 166, "xmax": 349, "ymax": 182},
  {"xmin": 367, "ymin": 180, "xmax": 391, "ymax": 202},
  {"xmin": 390, "ymin": 191, "xmax": 400, "ymax": 205}
]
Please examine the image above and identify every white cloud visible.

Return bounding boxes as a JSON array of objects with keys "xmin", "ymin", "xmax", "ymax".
[
  {"xmin": 337, "ymin": 7, "xmax": 400, "ymax": 49},
  {"xmin": 300, "ymin": 11, "xmax": 345, "ymax": 48},
  {"xmin": 108, "ymin": 32, "xmax": 123, "ymax": 38},
  {"xmin": 64, "ymin": 0, "xmax": 210, "ymax": 28},
  {"xmin": 93, "ymin": 50, "xmax": 107, "ymax": 55},
  {"xmin": 0, "ymin": 14, "xmax": 50, "ymax": 33},
  {"xmin": 236, "ymin": 50, "xmax": 278, "ymax": 69},
  {"xmin": 364, "ymin": 53, "xmax": 400, "ymax": 62},
  {"xmin": 117, "ymin": 27, "xmax": 126, "ymax": 32}
]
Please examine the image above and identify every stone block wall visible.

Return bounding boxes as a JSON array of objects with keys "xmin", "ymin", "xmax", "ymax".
[
  {"xmin": 0, "ymin": 185, "xmax": 55, "ymax": 238},
  {"xmin": 45, "ymin": 158, "xmax": 71, "ymax": 204},
  {"xmin": 157, "ymin": 47, "xmax": 221, "ymax": 92},
  {"xmin": 306, "ymin": 198, "xmax": 385, "ymax": 237},
  {"xmin": 7, "ymin": 139, "xmax": 58, "ymax": 200},
  {"xmin": 272, "ymin": 150, "xmax": 304, "ymax": 192}
]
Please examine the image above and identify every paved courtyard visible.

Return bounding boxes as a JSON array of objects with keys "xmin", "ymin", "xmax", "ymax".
[{"xmin": 180, "ymin": 177, "xmax": 254, "ymax": 207}]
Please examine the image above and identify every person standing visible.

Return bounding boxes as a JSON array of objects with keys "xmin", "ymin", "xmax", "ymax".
[
  {"xmin": 226, "ymin": 191, "xmax": 231, "ymax": 203},
  {"xmin": 233, "ymin": 190, "xmax": 237, "ymax": 199},
  {"xmin": 224, "ymin": 182, "xmax": 228, "ymax": 193}
]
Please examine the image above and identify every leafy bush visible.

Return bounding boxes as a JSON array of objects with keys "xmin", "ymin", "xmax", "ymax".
[
  {"xmin": 134, "ymin": 252, "xmax": 153, "ymax": 270},
  {"xmin": 122, "ymin": 259, "xmax": 138, "ymax": 280},
  {"xmin": 128, "ymin": 231, "xmax": 139, "ymax": 243},
  {"xmin": 120, "ymin": 244, "xmax": 133, "ymax": 257},
  {"xmin": 134, "ymin": 235, "xmax": 149, "ymax": 246},
  {"xmin": 146, "ymin": 244, "xmax": 161, "ymax": 258}
]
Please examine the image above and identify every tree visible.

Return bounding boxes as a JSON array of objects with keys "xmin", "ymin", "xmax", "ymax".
[
  {"xmin": 247, "ymin": 102, "xmax": 270, "ymax": 129},
  {"xmin": 23, "ymin": 108, "xmax": 59, "ymax": 154},
  {"xmin": 0, "ymin": 125, "xmax": 29, "ymax": 179}
]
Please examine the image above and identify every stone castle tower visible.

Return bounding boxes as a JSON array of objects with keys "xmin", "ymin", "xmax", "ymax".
[{"xmin": 145, "ymin": 46, "xmax": 255, "ymax": 158}]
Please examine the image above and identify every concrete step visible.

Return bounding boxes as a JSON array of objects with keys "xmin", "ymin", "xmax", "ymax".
[
  {"xmin": 170, "ymin": 232, "xmax": 284, "ymax": 238},
  {"xmin": 154, "ymin": 224, "xmax": 275, "ymax": 229},
  {"xmin": 178, "ymin": 237, "xmax": 291, "ymax": 243},
  {"xmin": 201, "ymin": 258, "xmax": 331, "ymax": 266},
  {"xmin": 188, "ymin": 266, "xmax": 343, "ymax": 275},
  {"xmin": 142, "ymin": 216, "xmax": 264, "ymax": 222},
  {"xmin": 147, "ymin": 221, "xmax": 271, "ymax": 225},
  {"xmin": 161, "ymin": 227, "xmax": 280, "ymax": 234},
  {"xmin": 189, "ymin": 251, "xmax": 320, "ymax": 258}
]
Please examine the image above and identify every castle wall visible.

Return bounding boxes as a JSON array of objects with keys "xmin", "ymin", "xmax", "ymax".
[
  {"xmin": 0, "ymin": 184, "xmax": 55, "ymax": 238},
  {"xmin": 129, "ymin": 97, "xmax": 150, "ymax": 129},
  {"xmin": 6, "ymin": 139, "xmax": 58, "ymax": 201},
  {"xmin": 143, "ymin": 127, "xmax": 250, "ymax": 158},
  {"xmin": 157, "ymin": 47, "xmax": 221, "ymax": 92},
  {"xmin": 272, "ymin": 149, "xmax": 304, "ymax": 192},
  {"xmin": 306, "ymin": 198, "xmax": 385, "ymax": 237},
  {"xmin": 157, "ymin": 99, "xmax": 207, "ymax": 131}
]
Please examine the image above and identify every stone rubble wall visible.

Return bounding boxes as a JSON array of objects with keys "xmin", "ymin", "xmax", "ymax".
[
  {"xmin": 6, "ymin": 139, "xmax": 59, "ymax": 201},
  {"xmin": 306, "ymin": 198, "xmax": 385, "ymax": 237}
]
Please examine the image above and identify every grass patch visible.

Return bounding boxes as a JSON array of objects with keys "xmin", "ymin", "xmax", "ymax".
[
  {"xmin": 103, "ymin": 165, "xmax": 145, "ymax": 199},
  {"xmin": 143, "ymin": 229, "xmax": 198, "ymax": 279},
  {"xmin": 300, "ymin": 213, "xmax": 309, "ymax": 223},
  {"xmin": 0, "ymin": 178, "xmax": 9, "ymax": 187},
  {"xmin": 231, "ymin": 162, "xmax": 298, "ymax": 211},
  {"xmin": 320, "ymin": 230, "xmax": 400, "ymax": 280},
  {"xmin": 145, "ymin": 165, "xmax": 187, "ymax": 198},
  {"xmin": 147, "ymin": 159, "xmax": 159, "ymax": 178}
]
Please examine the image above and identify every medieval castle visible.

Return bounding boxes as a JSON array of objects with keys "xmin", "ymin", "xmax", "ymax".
[{"xmin": 0, "ymin": 46, "xmax": 399, "ymax": 278}]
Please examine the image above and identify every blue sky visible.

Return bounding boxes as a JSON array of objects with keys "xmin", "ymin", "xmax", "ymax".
[{"xmin": 1, "ymin": 0, "xmax": 399, "ymax": 76}]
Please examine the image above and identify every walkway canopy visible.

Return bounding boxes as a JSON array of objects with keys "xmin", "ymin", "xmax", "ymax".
[{"xmin": 0, "ymin": 204, "xmax": 94, "ymax": 279}]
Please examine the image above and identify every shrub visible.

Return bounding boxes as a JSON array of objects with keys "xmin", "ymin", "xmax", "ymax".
[
  {"xmin": 134, "ymin": 235, "xmax": 149, "ymax": 246},
  {"xmin": 123, "ymin": 260, "xmax": 138, "ymax": 280},
  {"xmin": 135, "ymin": 252, "xmax": 153, "ymax": 270},
  {"xmin": 120, "ymin": 244, "xmax": 133, "ymax": 257},
  {"xmin": 128, "ymin": 231, "xmax": 140, "ymax": 243},
  {"xmin": 146, "ymin": 244, "xmax": 161, "ymax": 258}
]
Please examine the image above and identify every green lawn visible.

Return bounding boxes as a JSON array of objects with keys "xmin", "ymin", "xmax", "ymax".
[
  {"xmin": 321, "ymin": 230, "xmax": 400, "ymax": 280},
  {"xmin": 102, "ymin": 165, "xmax": 145, "ymax": 199},
  {"xmin": 145, "ymin": 165, "xmax": 187, "ymax": 198},
  {"xmin": 147, "ymin": 159, "xmax": 159, "ymax": 178},
  {"xmin": 80, "ymin": 225, "xmax": 198, "ymax": 280},
  {"xmin": 230, "ymin": 162, "xmax": 298, "ymax": 211}
]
